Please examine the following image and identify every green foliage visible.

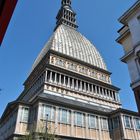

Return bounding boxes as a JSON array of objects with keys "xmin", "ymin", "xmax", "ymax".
[{"xmin": 17, "ymin": 122, "xmax": 60, "ymax": 140}]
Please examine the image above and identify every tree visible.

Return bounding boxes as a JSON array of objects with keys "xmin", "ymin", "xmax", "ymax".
[{"xmin": 18, "ymin": 122, "xmax": 61, "ymax": 140}]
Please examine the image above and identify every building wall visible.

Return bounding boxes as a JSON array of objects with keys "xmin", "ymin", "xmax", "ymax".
[
  {"xmin": 127, "ymin": 10, "xmax": 140, "ymax": 46},
  {"xmin": 15, "ymin": 105, "xmax": 29, "ymax": 135},
  {"xmin": 117, "ymin": 2, "xmax": 140, "ymax": 113},
  {"xmin": 127, "ymin": 56, "xmax": 140, "ymax": 84},
  {"xmin": 0, "ymin": 108, "xmax": 18, "ymax": 140},
  {"xmin": 120, "ymin": 113, "xmax": 140, "ymax": 140},
  {"xmin": 22, "ymin": 53, "xmax": 120, "ymax": 106},
  {"xmin": 1, "ymin": 103, "xmax": 140, "ymax": 140},
  {"xmin": 37, "ymin": 102, "xmax": 111, "ymax": 140},
  {"xmin": 118, "ymin": 5, "xmax": 140, "ymax": 87},
  {"xmin": 121, "ymin": 33, "xmax": 133, "ymax": 54}
]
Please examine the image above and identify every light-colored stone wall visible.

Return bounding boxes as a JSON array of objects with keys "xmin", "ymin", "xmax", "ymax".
[
  {"xmin": 44, "ymin": 84, "xmax": 121, "ymax": 111},
  {"xmin": 121, "ymin": 113, "xmax": 140, "ymax": 140},
  {"xmin": 36, "ymin": 102, "xmax": 111, "ymax": 140},
  {"xmin": 118, "ymin": 4, "xmax": 140, "ymax": 88},
  {"xmin": 1, "ymin": 103, "xmax": 140, "ymax": 140},
  {"xmin": 15, "ymin": 105, "xmax": 29, "ymax": 135},
  {"xmin": 121, "ymin": 33, "xmax": 133, "ymax": 54},
  {"xmin": 127, "ymin": 10, "xmax": 140, "ymax": 46},
  {"xmin": 127, "ymin": 56, "xmax": 140, "ymax": 84}
]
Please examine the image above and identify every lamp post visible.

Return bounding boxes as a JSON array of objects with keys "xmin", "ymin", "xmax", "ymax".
[{"xmin": 45, "ymin": 114, "xmax": 49, "ymax": 140}]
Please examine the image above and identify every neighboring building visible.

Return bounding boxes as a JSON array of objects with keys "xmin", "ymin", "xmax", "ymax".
[
  {"xmin": 0, "ymin": 0, "xmax": 140, "ymax": 140},
  {"xmin": 0, "ymin": 0, "xmax": 18, "ymax": 45},
  {"xmin": 117, "ymin": 0, "xmax": 140, "ymax": 113}
]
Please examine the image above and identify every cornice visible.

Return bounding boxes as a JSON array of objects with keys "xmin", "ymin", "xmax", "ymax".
[
  {"xmin": 120, "ymin": 41, "xmax": 140, "ymax": 63},
  {"xmin": 116, "ymin": 27, "xmax": 130, "ymax": 44},
  {"xmin": 120, "ymin": 49, "xmax": 134, "ymax": 63},
  {"xmin": 119, "ymin": 0, "xmax": 140, "ymax": 25},
  {"xmin": 110, "ymin": 108, "xmax": 139, "ymax": 116}
]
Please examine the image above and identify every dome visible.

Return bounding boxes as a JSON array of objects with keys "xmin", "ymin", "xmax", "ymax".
[{"xmin": 32, "ymin": 25, "xmax": 107, "ymax": 72}]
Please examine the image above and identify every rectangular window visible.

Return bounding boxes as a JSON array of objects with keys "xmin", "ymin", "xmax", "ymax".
[
  {"xmin": 21, "ymin": 107, "xmax": 29, "ymax": 122},
  {"xmin": 124, "ymin": 116, "xmax": 132, "ymax": 128},
  {"xmin": 61, "ymin": 109, "xmax": 68, "ymax": 123},
  {"xmin": 113, "ymin": 117, "xmax": 119, "ymax": 129},
  {"xmin": 75, "ymin": 112, "xmax": 85, "ymax": 127},
  {"xmin": 135, "ymin": 118, "xmax": 140, "ymax": 130},
  {"xmin": 59, "ymin": 108, "xmax": 71, "ymax": 124},
  {"xmin": 101, "ymin": 118, "xmax": 108, "ymax": 130},
  {"xmin": 41, "ymin": 104, "xmax": 55, "ymax": 121},
  {"xmin": 88, "ymin": 115, "xmax": 96, "ymax": 129},
  {"xmin": 45, "ymin": 106, "xmax": 51, "ymax": 120}
]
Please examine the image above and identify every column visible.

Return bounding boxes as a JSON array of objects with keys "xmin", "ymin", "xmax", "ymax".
[
  {"xmin": 108, "ymin": 90, "xmax": 111, "ymax": 100},
  {"xmin": 72, "ymin": 79, "xmax": 74, "ymax": 89},
  {"xmin": 63, "ymin": 75, "xmax": 66, "ymax": 86},
  {"xmin": 49, "ymin": 71, "xmax": 53, "ymax": 82},
  {"xmin": 54, "ymin": 73, "xmax": 57, "ymax": 84},
  {"xmin": 71, "ymin": 110, "xmax": 74, "ymax": 136},
  {"xmin": 91, "ymin": 85, "xmax": 94, "ymax": 94},
  {"xmin": 101, "ymin": 87, "xmax": 104, "ymax": 97},
  {"xmin": 55, "ymin": 107, "xmax": 59, "ymax": 134},
  {"xmin": 115, "ymin": 92, "xmax": 118, "ymax": 102},
  {"xmin": 132, "ymin": 116, "xmax": 137, "ymax": 139},
  {"xmin": 84, "ymin": 82, "xmax": 86, "ymax": 92},
  {"xmin": 59, "ymin": 74, "xmax": 61, "ymax": 85},
  {"xmin": 88, "ymin": 84, "xmax": 90, "ymax": 93},
  {"xmin": 85, "ymin": 113, "xmax": 89, "ymax": 138},
  {"xmin": 45, "ymin": 70, "xmax": 48, "ymax": 83},
  {"xmin": 102, "ymin": 88, "xmax": 105, "ymax": 98},
  {"xmin": 76, "ymin": 80, "xmax": 78, "ymax": 90},
  {"xmin": 98, "ymin": 87, "xmax": 101, "ymax": 97},
  {"xmin": 67, "ymin": 77, "xmax": 70, "ymax": 88},
  {"xmin": 110, "ymin": 91, "xmax": 113, "ymax": 100},
  {"xmin": 120, "ymin": 114, "xmax": 126, "ymax": 139},
  {"xmin": 95, "ymin": 85, "xmax": 98, "ymax": 95},
  {"xmin": 98, "ymin": 116, "xmax": 102, "ymax": 140},
  {"xmin": 100, "ymin": 87, "xmax": 104, "ymax": 97},
  {"xmin": 103, "ymin": 88, "xmax": 106, "ymax": 98},
  {"xmin": 59, "ymin": 109, "xmax": 62, "ymax": 134},
  {"xmin": 105, "ymin": 89, "xmax": 107, "ymax": 99},
  {"xmin": 82, "ymin": 114, "xmax": 86, "ymax": 138}
]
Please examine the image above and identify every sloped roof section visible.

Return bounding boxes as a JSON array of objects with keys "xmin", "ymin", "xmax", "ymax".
[{"xmin": 32, "ymin": 25, "xmax": 107, "ymax": 72}]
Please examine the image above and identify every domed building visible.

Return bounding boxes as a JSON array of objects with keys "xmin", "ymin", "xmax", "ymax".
[{"xmin": 0, "ymin": 0, "xmax": 140, "ymax": 140}]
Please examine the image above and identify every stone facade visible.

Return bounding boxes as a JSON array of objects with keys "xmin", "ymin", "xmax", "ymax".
[{"xmin": 117, "ymin": 0, "xmax": 140, "ymax": 113}]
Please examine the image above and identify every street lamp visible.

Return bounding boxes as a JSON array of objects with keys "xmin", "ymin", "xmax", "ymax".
[{"xmin": 45, "ymin": 114, "xmax": 49, "ymax": 140}]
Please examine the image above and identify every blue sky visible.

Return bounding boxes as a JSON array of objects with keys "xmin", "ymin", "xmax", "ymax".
[{"xmin": 0, "ymin": 0, "xmax": 137, "ymax": 116}]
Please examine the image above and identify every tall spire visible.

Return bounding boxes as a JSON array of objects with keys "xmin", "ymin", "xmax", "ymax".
[{"xmin": 54, "ymin": 0, "xmax": 78, "ymax": 31}]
